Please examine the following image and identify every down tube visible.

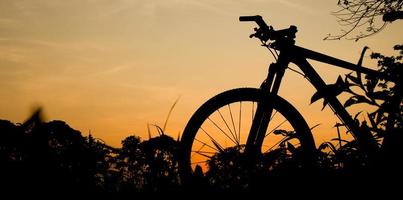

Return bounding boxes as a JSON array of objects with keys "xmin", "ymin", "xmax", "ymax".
[{"xmin": 292, "ymin": 57, "xmax": 379, "ymax": 156}]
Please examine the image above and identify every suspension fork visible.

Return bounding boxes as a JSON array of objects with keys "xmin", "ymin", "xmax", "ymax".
[{"xmin": 245, "ymin": 54, "xmax": 290, "ymax": 155}]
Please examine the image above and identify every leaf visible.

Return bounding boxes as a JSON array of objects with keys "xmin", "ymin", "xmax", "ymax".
[
  {"xmin": 311, "ymin": 77, "xmax": 347, "ymax": 106},
  {"xmin": 311, "ymin": 90, "xmax": 324, "ymax": 104},
  {"xmin": 331, "ymin": 138, "xmax": 349, "ymax": 143},
  {"xmin": 153, "ymin": 124, "xmax": 165, "ymax": 136},
  {"xmin": 344, "ymin": 97, "xmax": 357, "ymax": 108},
  {"xmin": 273, "ymin": 129, "xmax": 288, "ymax": 136},
  {"xmin": 345, "ymin": 95, "xmax": 372, "ymax": 108},
  {"xmin": 370, "ymin": 91, "xmax": 389, "ymax": 100},
  {"xmin": 322, "ymin": 99, "xmax": 328, "ymax": 110},
  {"xmin": 367, "ymin": 113, "xmax": 377, "ymax": 128},
  {"xmin": 336, "ymin": 75, "xmax": 344, "ymax": 84},
  {"xmin": 287, "ymin": 142, "xmax": 296, "ymax": 153},
  {"xmin": 147, "ymin": 123, "xmax": 152, "ymax": 139},
  {"xmin": 370, "ymin": 52, "xmax": 381, "ymax": 59},
  {"xmin": 211, "ymin": 139, "xmax": 224, "ymax": 153},
  {"xmin": 334, "ymin": 122, "xmax": 344, "ymax": 127},
  {"xmin": 375, "ymin": 109, "xmax": 385, "ymax": 125},
  {"xmin": 163, "ymin": 96, "xmax": 180, "ymax": 132},
  {"xmin": 279, "ymin": 135, "xmax": 296, "ymax": 146},
  {"xmin": 325, "ymin": 142, "xmax": 337, "ymax": 153},
  {"xmin": 347, "ymin": 74, "xmax": 359, "ymax": 85},
  {"xmin": 354, "ymin": 111, "xmax": 363, "ymax": 121},
  {"xmin": 310, "ymin": 123, "xmax": 321, "ymax": 131},
  {"xmin": 365, "ymin": 78, "xmax": 378, "ymax": 93},
  {"xmin": 355, "ymin": 95, "xmax": 372, "ymax": 104},
  {"xmin": 176, "ymin": 132, "xmax": 181, "ymax": 142},
  {"xmin": 318, "ymin": 143, "xmax": 328, "ymax": 151}
]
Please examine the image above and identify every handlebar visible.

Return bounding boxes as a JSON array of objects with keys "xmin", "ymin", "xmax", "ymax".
[
  {"xmin": 239, "ymin": 15, "xmax": 268, "ymax": 28},
  {"xmin": 239, "ymin": 15, "xmax": 297, "ymax": 46}
]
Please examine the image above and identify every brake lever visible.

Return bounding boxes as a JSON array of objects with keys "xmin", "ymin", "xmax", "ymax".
[{"xmin": 249, "ymin": 27, "xmax": 259, "ymax": 38}]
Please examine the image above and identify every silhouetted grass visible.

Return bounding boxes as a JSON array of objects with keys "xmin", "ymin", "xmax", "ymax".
[
  {"xmin": 0, "ymin": 109, "xmax": 401, "ymax": 194},
  {"xmin": 0, "ymin": 45, "xmax": 401, "ymax": 195}
]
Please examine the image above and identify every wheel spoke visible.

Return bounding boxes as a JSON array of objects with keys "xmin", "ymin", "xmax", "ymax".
[
  {"xmin": 194, "ymin": 137, "xmax": 219, "ymax": 152},
  {"xmin": 192, "ymin": 160, "xmax": 208, "ymax": 165},
  {"xmin": 207, "ymin": 117, "xmax": 237, "ymax": 145},
  {"xmin": 217, "ymin": 108, "xmax": 239, "ymax": 145},
  {"xmin": 191, "ymin": 144, "xmax": 205, "ymax": 159},
  {"xmin": 193, "ymin": 151, "xmax": 213, "ymax": 159},
  {"xmin": 238, "ymin": 101, "xmax": 242, "ymax": 144},
  {"xmin": 265, "ymin": 119, "xmax": 288, "ymax": 138},
  {"xmin": 192, "ymin": 150, "xmax": 216, "ymax": 154},
  {"xmin": 200, "ymin": 127, "xmax": 225, "ymax": 152},
  {"xmin": 265, "ymin": 136, "xmax": 290, "ymax": 153},
  {"xmin": 227, "ymin": 104, "xmax": 238, "ymax": 144},
  {"xmin": 191, "ymin": 144, "xmax": 215, "ymax": 158}
]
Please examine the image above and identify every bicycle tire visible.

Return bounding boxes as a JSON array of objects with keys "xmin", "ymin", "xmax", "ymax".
[{"xmin": 179, "ymin": 88, "xmax": 316, "ymax": 185}]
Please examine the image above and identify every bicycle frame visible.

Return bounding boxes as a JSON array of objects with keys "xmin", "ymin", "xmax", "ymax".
[{"xmin": 246, "ymin": 44, "xmax": 381, "ymax": 157}]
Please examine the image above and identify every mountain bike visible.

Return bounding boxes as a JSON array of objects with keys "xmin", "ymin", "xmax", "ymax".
[{"xmin": 179, "ymin": 15, "xmax": 386, "ymax": 184}]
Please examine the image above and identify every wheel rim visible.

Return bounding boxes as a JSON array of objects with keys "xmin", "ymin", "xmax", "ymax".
[
  {"xmin": 190, "ymin": 100, "xmax": 302, "ymax": 171},
  {"xmin": 180, "ymin": 89, "xmax": 315, "ymax": 187}
]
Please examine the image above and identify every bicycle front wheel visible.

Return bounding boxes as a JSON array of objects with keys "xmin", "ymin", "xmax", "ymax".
[{"xmin": 180, "ymin": 88, "xmax": 316, "ymax": 187}]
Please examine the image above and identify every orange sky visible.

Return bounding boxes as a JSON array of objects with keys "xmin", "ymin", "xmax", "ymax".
[{"xmin": 1, "ymin": 0, "xmax": 402, "ymax": 147}]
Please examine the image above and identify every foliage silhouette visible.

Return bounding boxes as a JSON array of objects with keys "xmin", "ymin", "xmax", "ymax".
[
  {"xmin": 342, "ymin": 44, "xmax": 403, "ymax": 175},
  {"xmin": 0, "ymin": 46, "xmax": 401, "ymax": 193},
  {"xmin": 326, "ymin": 0, "xmax": 403, "ymax": 40},
  {"xmin": 117, "ymin": 133, "xmax": 180, "ymax": 193},
  {"xmin": 0, "ymin": 111, "xmax": 115, "ymax": 195}
]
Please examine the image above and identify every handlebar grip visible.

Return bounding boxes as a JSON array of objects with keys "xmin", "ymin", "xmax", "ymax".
[
  {"xmin": 239, "ymin": 15, "xmax": 261, "ymax": 22},
  {"xmin": 239, "ymin": 15, "xmax": 268, "ymax": 28}
]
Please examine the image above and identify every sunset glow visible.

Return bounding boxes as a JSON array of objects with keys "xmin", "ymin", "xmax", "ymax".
[{"xmin": 1, "ymin": 0, "xmax": 402, "ymax": 147}]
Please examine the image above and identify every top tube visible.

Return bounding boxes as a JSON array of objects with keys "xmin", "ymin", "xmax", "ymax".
[{"xmin": 294, "ymin": 45, "xmax": 389, "ymax": 80}]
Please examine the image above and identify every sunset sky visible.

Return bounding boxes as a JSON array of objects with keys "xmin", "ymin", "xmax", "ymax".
[{"xmin": 1, "ymin": 0, "xmax": 402, "ymax": 147}]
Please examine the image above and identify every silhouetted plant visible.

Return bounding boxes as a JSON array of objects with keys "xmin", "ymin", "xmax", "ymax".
[
  {"xmin": 117, "ymin": 135, "xmax": 147, "ymax": 192},
  {"xmin": 0, "ymin": 111, "xmax": 117, "ymax": 194},
  {"xmin": 116, "ymin": 131, "xmax": 180, "ymax": 192},
  {"xmin": 204, "ymin": 129, "xmax": 311, "ymax": 191},
  {"xmin": 314, "ymin": 44, "xmax": 403, "ymax": 179},
  {"xmin": 141, "ymin": 134, "xmax": 180, "ymax": 191},
  {"xmin": 326, "ymin": 0, "xmax": 403, "ymax": 40},
  {"xmin": 341, "ymin": 45, "xmax": 402, "ymax": 153}
]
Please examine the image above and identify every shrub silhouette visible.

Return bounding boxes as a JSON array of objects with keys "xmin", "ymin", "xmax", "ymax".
[
  {"xmin": 0, "ymin": 112, "xmax": 115, "ymax": 195},
  {"xmin": 0, "ymin": 44, "xmax": 401, "ymax": 193},
  {"xmin": 115, "ymin": 133, "xmax": 180, "ymax": 193},
  {"xmin": 141, "ymin": 134, "xmax": 180, "ymax": 191},
  {"xmin": 332, "ymin": 45, "xmax": 403, "ymax": 169}
]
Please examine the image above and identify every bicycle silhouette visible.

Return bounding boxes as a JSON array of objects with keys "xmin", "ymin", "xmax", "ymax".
[{"xmin": 179, "ymin": 15, "xmax": 389, "ymax": 184}]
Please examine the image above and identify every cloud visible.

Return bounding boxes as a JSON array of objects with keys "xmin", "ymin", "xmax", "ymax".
[{"xmin": 270, "ymin": 0, "xmax": 316, "ymax": 15}]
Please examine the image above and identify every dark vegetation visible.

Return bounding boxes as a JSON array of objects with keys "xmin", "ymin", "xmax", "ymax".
[
  {"xmin": 0, "ymin": 45, "xmax": 401, "ymax": 194},
  {"xmin": 0, "ymin": 113, "xmax": 182, "ymax": 195},
  {"xmin": 326, "ymin": 0, "xmax": 403, "ymax": 40},
  {"xmin": 1, "ymin": 1, "xmax": 402, "ymax": 195}
]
